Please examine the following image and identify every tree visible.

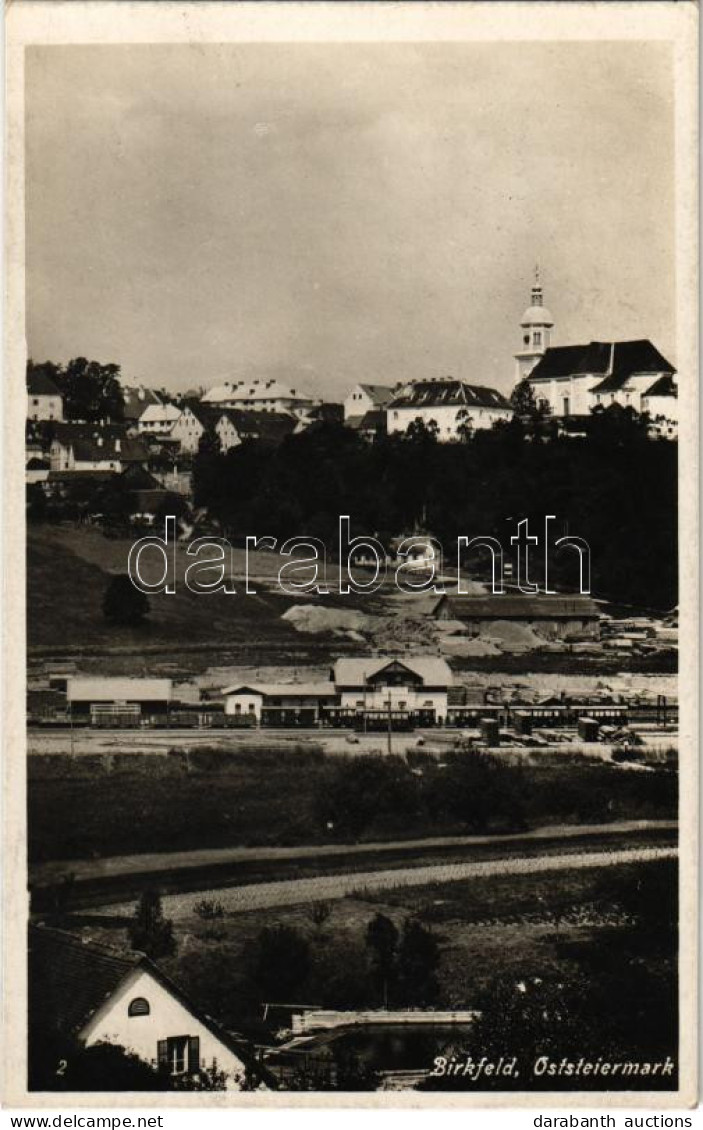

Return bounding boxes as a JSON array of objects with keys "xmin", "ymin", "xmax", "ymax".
[
  {"xmin": 251, "ymin": 925, "xmax": 310, "ymax": 1001},
  {"xmin": 365, "ymin": 913, "xmax": 399, "ymax": 1006},
  {"xmin": 404, "ymin": 417, "xmax": 439, "ymax": 444},
  {"xmin": 395, "ymin": 919, "xmax": 439, "ymax": 1006},
  {"xmin": 128, "ymin": 889, "xmax": 176, "ymax": 959},
  {"xmin": 456, "ymin": 408, "xmax": 474, "ymax": 443},
  {"xmin": 510, "ymin": 378, "xmax": 552, "ymax": 438},
  {"xmin": 103, "ymin": 574, "xmax": 150, "ymax": 627},
  {"xmin": 51, "ymin": 357, "xmax": 125, "ymax": 422},
  {"xmin": 29, "ymin": 1035, "xmax": 164, "ymax": 1092}
]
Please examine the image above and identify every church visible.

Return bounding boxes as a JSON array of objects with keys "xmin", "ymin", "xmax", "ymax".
[{"xmin": 514, "ymin": 271, "xmax": 678, "ymax": 437}]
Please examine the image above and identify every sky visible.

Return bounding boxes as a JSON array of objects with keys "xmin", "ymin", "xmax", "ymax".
[{"xmin": 25, "ymin": 41, "xmax": 675, "ymax": 399}]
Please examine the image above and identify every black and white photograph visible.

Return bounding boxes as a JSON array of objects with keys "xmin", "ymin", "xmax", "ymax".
[{"xmin": 3, "ymin": 0, "xmax": 698, "ymax": 1110}]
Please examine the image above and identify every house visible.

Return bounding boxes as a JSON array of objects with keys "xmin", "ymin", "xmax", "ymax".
[
  {"xmin": 214, "ymin": 409, "xmax": 296, "ymax": 453},
  {"xmin": 168, "ymin": 405, "xmax": 206, "ymax": 453},
  {"xmin": 49, "ymin": 424, "xmax": 149, "ymax": 474},
  {"xmin": 387, "ymin": 378, "xmax": 512, "ymax": 440},
  {"xmin": 343, "ymin": 384, "xmax": 395, "ymax": 421},
  {"xmin": 66, "ymin": 677, "xmax": 172, "ymax": 723},
  {"xmin": 222, "ymin": 655, "xmax": 454, "ymax": 726},
  {"xmin": 26, "ymin": 456, "xmax": 51, "ymax": 485},
  {"xmin": 28, "ymin": 925, "xmax": 272, "ymax": 1090},
  {"xmin": 432, "ymin": 593, "xmax": 601, "ymax": 640},
  {"xmin": 27, "ymin": 368, "xmax": 64, "ymax": 422},
  {"xmin": 640, "ymin": 375, "xmax": 679, "ymax": 438},
  {"xmin": 344, "ymin": 409, "xmax": 387, "ymax": 441},
  {"xmin": 293, "ymin": 402, "xmax": 345, "ymax": 433},
  {"xmin": 122, "ymin": 386, "xmax": 164, "ymax": 425},
  {"xmin": 222, "ymin": 681, "xmax": 339, "ymax": 726},
  {"xmin": 137, "ymin": 402, "xmax": 182, "ymax": 437},
  {"xmin": 202, "ymin": 378, "xmax": 314, "ymax": 415}
]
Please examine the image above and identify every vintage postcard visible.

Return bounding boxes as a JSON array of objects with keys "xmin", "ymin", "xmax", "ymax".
[{"xmin": 3, "ymin": 0, "xmax": 698, "ymax": 1110}]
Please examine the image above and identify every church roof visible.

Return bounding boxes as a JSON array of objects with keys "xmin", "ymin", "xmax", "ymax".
[{"xmin": 529, "ymin": 340, "xmax": 675, "ymax": 388}]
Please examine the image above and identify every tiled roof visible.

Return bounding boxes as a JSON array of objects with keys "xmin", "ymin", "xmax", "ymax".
[
  {"xmin": 222, "ymin": 682, "xmax": 338, "ymax": 698},
  {"xmin": 333, "ymin": 656, "xmax": 453, "ymax": 687},
  {"xmin": 218, "ymin": 409, "xmax": 296, "ymax": 444},
  {"xmin": 345, "ymin": 410, "xmax": 387, "ymax": 432},
  {"xmin": 434, "ymin": 594, "xmax": 600, "ymax": 619},
  {"xmin": 358, "ymin": 384, "xmax": 394, "ymax": 406},
  {"xmin": 122, "ymin": 386, "xmax": 163, "ymax": 419},
  {"xmin": 27, "ymin": 370, "xmax": 62, "ymax": 397},
  {"xmin": 202, "ymin": 378, "xmax": 310, "ymax": 404},
  {"xmin": 643, "ymin": 374, "xmax": 678, "ymax": 399},
  {"xmin": 389, "ymin": 379, "xmax": 511, "ymax": 411},
  {"xmin": 29, "ymin": 925, "xmax": 142, "ymax": 1036},
  {"xmin": 138, "ymin": 403, "xmax": 181, "ymax": 425}
]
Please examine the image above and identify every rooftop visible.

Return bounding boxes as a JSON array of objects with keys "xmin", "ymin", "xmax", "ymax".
[{"xmin": 389, "ymin": 379, "xmax": 511, "ymax": 412}]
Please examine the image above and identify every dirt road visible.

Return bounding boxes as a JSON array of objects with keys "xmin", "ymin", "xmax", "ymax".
[{"xmin": 103, "ymin": 843, "xmax": 677, "ymax": 919}]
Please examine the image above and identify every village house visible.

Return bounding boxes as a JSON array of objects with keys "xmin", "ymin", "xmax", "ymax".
[
  {"xmin": 29, "ymin": 925, "xmax": 271, "ymax": 1090},
  {"xmin": 344, "ymin": 409, "xmax": 387, "ymax": 441},
  {"xmin": 137, "ymin": 402, "xmax": 183, "ymax": 437},
  {"xmin": 167, "ymin": 404, "xmax": 206, "ymax": 453},
  {"xmin": 432, "ymin": 593, "xmax": 601, "ymax": 640},
  {"xmin": 27, "ymin": 368, "xmax": 64, "ymax": 422},
  {"xmin": 386, "ymin": 378, "xmax": 512, "ymax": 440},
  {"xmin": 49, "ymin": 424, "xmax": 149, "ymax": 474},
  {"xmin": 222, "ymin": 656, "xmax": 454, "ymax": 727},
  {"xmin": 201, "ymin": 377, "xmax": 315, "ymax": 415},
  {"xmin": 121, "ymin": 385, "xmax": 164, "ymax": 425},
  {"xmin": 214, "ymin": 408, "xmax": 297, "ymax": 453},
  {"xmin": 343, "ymin": 383, "xmax": 395, "ymax": 421}
]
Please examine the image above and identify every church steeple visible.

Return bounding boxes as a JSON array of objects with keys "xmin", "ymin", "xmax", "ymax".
[{"xmin": 514, "ymin": 266, "xmax": 554, "ymax": 383}]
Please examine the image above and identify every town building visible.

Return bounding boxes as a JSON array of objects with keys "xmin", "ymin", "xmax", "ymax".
[
  {"xmin": 122, "ymin": 385, "xmax": 164, "ymax": 424},
  {"xmin": 66, "ymin": 677, "xmax": 173, "ymax": 723},
  {"xmin": 343, "ymin": 384, "xmax": 395, "ymax": 422},
  {"xmin": 386, "ymin": 379, "xmax": 512, "ymax": 440},
  {"xmin": 222, "ymin": 656, "xmax": 454, "ymax": 727},
  {"xmin": 344, "ymin": 409, "xmax": 387, "ymax": 441},
  {"xmin": 432, "ymin": 593, "xmax": 601, "ymax": 640},
  {"xmin": 214, "ymin": 409, "xmax": 297, "ymax": 453},
  {"xmin": 29, "ymin": 925, "xmax": 271, "ymax": 1090},
  {"xmin": 27, "ymin": 368, "xmax": 64, "ymax": 422},
  {"xmin": 49, "ymin": 424, "xmax": 149, "ymax": 474},
  {"xmin": 167, "ymin": 404, "xmax": 206, "ymax": 453},
  {"xmin": 137, "ymin": 402, "xmax": 183, "ymax": 437},
  {"xmin": 201, "ymin": 378, "xmax": 314, "ymax": 415}
]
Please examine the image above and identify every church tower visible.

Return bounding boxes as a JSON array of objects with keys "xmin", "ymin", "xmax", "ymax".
[{"xmin": 514, "ymin": 267, "xmax": 554, "ymax": 383}]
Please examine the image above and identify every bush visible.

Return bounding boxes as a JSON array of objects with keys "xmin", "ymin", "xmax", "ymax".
[{"xmin": 194, "ymin": 898, "xmax": 225, "ymax": 920}]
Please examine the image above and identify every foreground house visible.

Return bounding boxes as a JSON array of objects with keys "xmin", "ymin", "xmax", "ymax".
[
  {"xmin": 223, "ymin": 655, "xmax": 454, "ymax": 727},
  {"xmin": 29, "ymin": 925, "xmax": 271, "ymax": 1090},
  {"xmin": 386, "ymin": 379, "xmax": 512, "ymax": 440},
  {"xmin": 433, "ymin": 593, "xmax": 601, "ymax": 640}
]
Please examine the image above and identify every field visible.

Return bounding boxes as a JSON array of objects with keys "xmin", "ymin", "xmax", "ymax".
[
  {"xmin": 28, "ymin": 745, "xmax": 678, "ymax": 864},
  {"xmin": 26, "ymin": 526, "xmax": 376, "ymax": 669}
]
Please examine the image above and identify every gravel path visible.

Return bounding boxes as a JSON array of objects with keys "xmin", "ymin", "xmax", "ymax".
[{"xmin": 105, "ymin": 844, "xmax": 677, "ymax": 919}]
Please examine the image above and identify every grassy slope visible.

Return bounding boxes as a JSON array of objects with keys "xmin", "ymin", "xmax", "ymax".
[{"xmin": 27, "ymin": 527, "xmax": 322, "ymax": 651}]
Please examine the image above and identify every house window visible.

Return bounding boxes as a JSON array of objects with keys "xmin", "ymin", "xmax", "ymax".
[
  {"xmin": 158, "ymin": 1036, "xmax": 200, "ymax": 1077},
  {"xmin": 562, "ymin": 397, "xmax": 570, "ymax": 416},
  {"xmin": 128, "ymin": 997, "xmax": 150, "ymax": 1017}
]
